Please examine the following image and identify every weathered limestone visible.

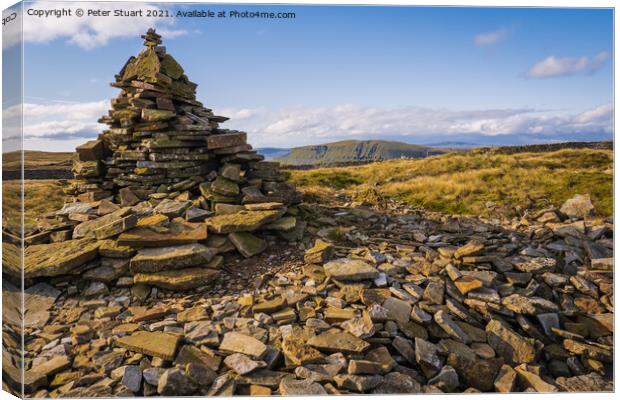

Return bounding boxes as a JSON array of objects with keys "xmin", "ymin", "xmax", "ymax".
[
  {"xmin": 323, "ymin": 258, "xmax": 380, "ymax": 281},
  {"xmin": 116, "ymin": 331, "xmax": 180, "ymax": 361},
  {"xmin": 118, "ymin": 221, "xmax": 208, "ymax": 247},
  {"xmin": 24, "ymin": 239, "xmax": 100, "ymax": 278},
  {"xmin": 129, "ymin": 243, "xmax": 216, "ymax": 272},
  {"xmin": 219, "ymin": 332, "xmax": 268, "ymax": 359},
  {"xmin": 133, "ymin": 268, "xmax": 218, "ymax": 290},
  {"xmin": 228, "ymin": 232, "xmax": 266, "ymax": 258},
  {"xmin": 486, "ymin": 319, "xmax": 539, "ymax": 365},
  {"xmin": 207, "ymin": 209, "xmax": 285, "ymax": 234},
  {"xmin": 307, "ymin": 332, "xmax": 370, "ymax": 354}
]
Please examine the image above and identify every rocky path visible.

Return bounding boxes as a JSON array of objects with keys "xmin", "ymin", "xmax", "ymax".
[{"xmin": 3, "ymin": 195, "xmax": 613, "ymax": 396}]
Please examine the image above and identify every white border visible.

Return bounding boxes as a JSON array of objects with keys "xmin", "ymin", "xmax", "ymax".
[{"xmin": 0, "ymin": 1, "xmax": 616, "ymax": 400}]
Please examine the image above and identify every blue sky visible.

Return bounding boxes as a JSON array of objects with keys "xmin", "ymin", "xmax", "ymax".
[{"xmin": 3, "ymin": 2, "xmax": 614, "ymax": 150}]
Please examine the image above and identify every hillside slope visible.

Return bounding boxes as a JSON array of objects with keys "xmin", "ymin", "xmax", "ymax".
[
  {"xmin": 2, "ymin": 150, "xmax": 74, "ymax": 170},
  {"xmin": 275, "ymin": 140, "xmax": 444, "ymax": 166},
  {"xmin": 290, "ymin": 148, "xmax": 613, "ymax": 216}
]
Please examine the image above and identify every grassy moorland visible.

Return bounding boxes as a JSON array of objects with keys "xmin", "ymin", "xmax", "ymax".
[
  {"xmin": 2, "ymin": 180, "xmax": 67, "ymax": 226},
  {"xmin": 289, "ymin": 148, "xmax": 613, "ymax": 217},
  {"xmin": 1, "ymin": 148, "xmax": 612, "ymax": 226},
  {"xmin": 2, "ymin": 150, "xmax": 74, "ymax": 170}
]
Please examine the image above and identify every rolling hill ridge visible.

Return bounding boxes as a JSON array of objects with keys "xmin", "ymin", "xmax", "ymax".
[{"xmin": 274, "ymin": 140, "xmax": 445, "ymax": 166}]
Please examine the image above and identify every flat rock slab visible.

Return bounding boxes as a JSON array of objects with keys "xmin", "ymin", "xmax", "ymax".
[
  {"xmin": 244, "ymin": 202, "xmax": 284, "ymax": 211},
  {"xmin": 307, "ymin": 332, "xmax": 370, "ymax": 354},
  {"xmin": 116, "ymin": 331, "xmax": 180, "ymax": 361},
  {"xmin": 263, "ymin": 216, "xmax": 296, "ymax": 231},
  {"xmin": 454, "ymin": 240, "xmax": 485, "ymax": 259},
  {"xmin": 279, "ymin": 377, "xmax": 327, "ymax": 395},
  {"xmin": 55, "ymin": 201, "xmax": 99, "ymax": 216},
  {"xmin": 219, "ymin": 332, "xmax": 268, "ymax": 359},
  {"xmin": 556, "ymin": 373, "xmax": 613, "ymax": 392},
  {"xmin": 207, "ymin": 209, "xmax": 285, "ymax": 234},
  {"xmin": 486, "ymin": 319, "xmax": 538, "ymax": 365},
  {"xmin": 435, "ymin": 310, "xmax": 471, "ymax": 344},
  {"xmin": 2, "ymin": 281, "xmax": 22, "ymax": 327},
  {"xmin": 175, "ymin": 345, "xmax": 221, "ymax": 372},
  {"xmin": 118, "ymin": 221, "xmax": 207, "ymax": 247},
  {"xmin": 282, "ymin": 336, "xmax": 325, "ymax": 366},
  {"xmin": 304, "ymin": 239, "xmax": 334, "ymax": 264},
  {"xmin": 94, "ymin": 214, "xmax": 138, "ymax": 239},
  {"xmin": 253, "ymin": 296, "xmax": 286, "ymax": 314},
  {"xmin": 24, "ymin": 239, "xmax": 100, "ymax": 278},
  {"xmin": 207, "ymin": 132, "xmax": 247, "ymax": 149},
  {"xmin": 224, "ymin": 353, "xmax": 267, "ymax": 375},
  {"xmin": 29, "ymin": 355, "xmax": 71, "ymax": 377},
  {"xmin": 513, "ymin": 257, "xmax": 556, "ymax": 273},
  {"xmin": 133, "ymin": 268, "xmax": 218, "ymax": 290},
  {"xmin": 382, "ymin": 297, "xmax": 412, "ymax": 323},
  {"xmin": 228, "ymin": 232, "xmax": 266, "ymax": 258},
  {"xmin": 323, "ymin": 258, "xmax": 380, "ymax": 281},
  {"xmin": 129, "ymin": 243, "xmax": 216, "ymax": 272},
  {"xmin": 152, "ymin": 199, "xmax": 192, "ymax": 218},
  {"xmin": 73, "ymin": 207, "xmax": 132, "ymax": 239},
  {"xmin": 24, "ymin": 283, "xmax": 61, "ymax": 329}
]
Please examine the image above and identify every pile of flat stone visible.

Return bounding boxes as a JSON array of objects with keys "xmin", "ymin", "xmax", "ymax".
[
  {"xmin": 5, "ymin": 186, "xmax": 305, "ymax": 293},
  {"xmin": 67, "ymin": 28, "xmax": 298, "ymax": 214},
  {"xmin": 3, "ymin": 193, "xmax": 612, "ymax": 396},
  {"xmin": 2, "ymin": 29, "xmax": 305, "ymax": 291}
]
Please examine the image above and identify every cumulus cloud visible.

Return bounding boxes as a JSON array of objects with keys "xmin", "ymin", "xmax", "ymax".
[
  {"xmin": 7, "ymin": 100, "xmax": 612, "ymax": 149},
  {"xmin": 3, "ymin": 2, "xmax": 187, "ymax": 50},
  {"xmin": 222, "ymin": 103, "xmax": 613, "ymax": 147},
  {"xmin": 245, "ymin": 104, "xmax": 613, "ymax": 142},
  {"xmin": 213, "ymin": 107, "xmax": 262, "ymax": 121},
  {"xmin": 526, "ymin": 52, "xmax": 609, "ymax": 78},
  {"xmin": 3, "ymin": 100, "xmax": 108, "ymax": 142},
  {"xmin": 474, "ymin": 26, "xmax": 513, "ymax": 46}
]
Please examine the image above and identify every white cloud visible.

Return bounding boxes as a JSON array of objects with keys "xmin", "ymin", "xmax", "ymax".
[
  {"xmin": 219, "ymin": 103, "xmax": 613, "ymax": 147},
  {"xmin": 3, "ymin": 100, "xmax": 108, "ymax": 142},
  {"xmin": 474, "ymin": 26, "xmax": 512, "ymax": 46},
  {"xmin": 3, "ymin": 2, "xmax": 187, "ymax": 50},
  {"xmin": 7, "ymin": 100, "xmax": 612, "ymax": 150},
  {"xmin": 526, "ymin": 52, "xmax": 609, "ymax": 78},
  {"xmin": 213, "ymin": 107, "xmax": 262, "ymax": 121}
]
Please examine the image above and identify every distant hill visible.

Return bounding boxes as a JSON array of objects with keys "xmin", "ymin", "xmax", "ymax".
[
  {"xmin": 2, "ymin": 150, "xmax": 75, "ymax": 180},
  {"xmin": 424, "ymin": 141, "xmax": 479, "ymax": 148},
  {"xmin": 3, "ymin": 150, "xmax": 74, "ymax": 170},
  {"xmin": 256, "ymin": 147, "xmax": 291, "ymax": 160},
  {"xmin": 274, "ymin": 140, "xmax": 445, "ymax": 166}
]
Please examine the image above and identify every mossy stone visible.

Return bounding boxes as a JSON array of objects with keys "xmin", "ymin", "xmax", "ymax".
[
  {"xmin": 122, "ymin": 48, "xmax": 160, "ymax": 81},
  {"xmin": 211, "ymin": 177, "xmax": 239, "ymax": 197},
  {"xmin": 159, "ymin": 54, "xmax": 184, "ymax": 79}
]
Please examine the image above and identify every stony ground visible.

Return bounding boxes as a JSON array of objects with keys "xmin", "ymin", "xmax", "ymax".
[{"xmin": 2, "ymin": 194, "xmax": 613, "ymax": 397}]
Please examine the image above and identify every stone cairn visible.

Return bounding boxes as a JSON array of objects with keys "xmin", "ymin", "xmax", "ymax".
[
  {"xmin": 69, "ymin": 28, "xmax": 298, "ymax": 207},
  {"xmin": 15, "ymin": 29, "xmax": 303, "ymax": 290}
]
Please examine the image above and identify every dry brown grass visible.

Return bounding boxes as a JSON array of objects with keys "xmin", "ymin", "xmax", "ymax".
[
  {"xmin": 2, "ymin": 150, "xmax": 74, "ymax": 170},
  {"xmin": 3, "ymin": 180, "xmax": 67, "ymax": 226},
  {"xmin": 290, "ymin": 148, "xmax": 613, "ymax": 216}
]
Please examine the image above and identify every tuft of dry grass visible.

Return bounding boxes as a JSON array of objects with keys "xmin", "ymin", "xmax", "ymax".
[
  {"xmin": 289, "ymin": 148, "xmax": 613, "ymax": 217},
  {"xmin": 3, "ymin": 180, "xmax": 67, "ymax": 226}
]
